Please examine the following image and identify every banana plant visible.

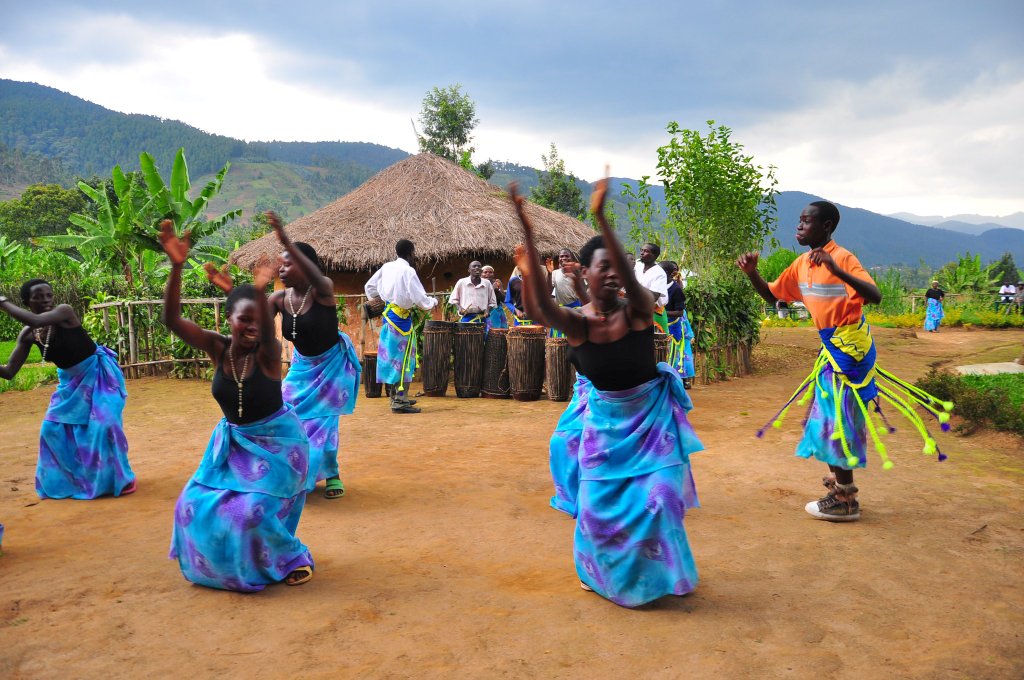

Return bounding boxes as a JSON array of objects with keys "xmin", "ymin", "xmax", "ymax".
[
  {"xmin": 0, "ymin": 235, "xmax": 21, "ymax": 270},
  {"xmin": 140, "ymin": 148, "xmax": 241, "ymax": 240}
]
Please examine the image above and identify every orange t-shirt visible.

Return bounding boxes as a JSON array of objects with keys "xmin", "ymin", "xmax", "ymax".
[{"xmin": 768, "ymin": 240, "xmax": 874, "ymax": 331}]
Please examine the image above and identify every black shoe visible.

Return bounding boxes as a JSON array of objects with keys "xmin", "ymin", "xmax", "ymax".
[
  {"xmin": 392, "ymin": 395, "xmax": 418, "ymax": 406},
  {"xmin": 391, "ymin": 403, "xmax": 421, "ymax": 414}
]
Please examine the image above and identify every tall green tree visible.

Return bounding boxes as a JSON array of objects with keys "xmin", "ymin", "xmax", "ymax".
[
  {"xmin": 0, "ymin": 184, "xmax": 87, "ymax": 241},
  {"xmin": 989, "ymin": 252, "xmax": 1020, "ymax": 285},
  {"xmin": 417, "ymin": 84, "xmax": 479, "ymax": 163},
  {"xmin": 530, "ymin": 144, "xmax": 585, "ymax": 218}
]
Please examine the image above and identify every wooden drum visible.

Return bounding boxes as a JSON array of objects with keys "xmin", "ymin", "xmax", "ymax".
[
  {"xmin": 481, "ymin": 328, "xmax": 511, "ymax": 398},
  {"xmin": 545, "ymin": 337, "xmax": 574, "ymax": 402},
  {"xmin": 654, "ymin": 332, "xmax": 670, "ymax": 365},
  {"xmin": 362, "ymin": 351, "xmax": 383, "ymax": 398},
  {"xmin": 422, "ymin": 320, "xmax": 455, "ymax": 397},
  {"xmin": 453, "ymin": 323, "xmax": 486, "ymax": 398},
  {"xmin": 507, "ymin": 325, "xmax": 547, "ymax": 401}
]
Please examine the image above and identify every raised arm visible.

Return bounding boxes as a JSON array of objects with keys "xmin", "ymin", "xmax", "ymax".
[
  {"xmin": 736, "ymin": 252, "xmax": 778, "ymax": 305},
  {"xmin": 590, "ymin": 177, "xmax": 653, "ymax": 319},
  {"xmin": 0, "ymin": 327, "xmax": 33, "ymax": 380},
  {"xmin": 269, "ymin": 212, "xmax": 334, "ymax": 300},
  {"xmin": 159, "ymin": 220, "xmax": 224, "ymax": 357},
  {"xmin": 252, "ymin": 259, "xmax": 283, "ymax": 376},
  {"xmin": 509, "ymin": 183, "xmax": 585, "ymax": 338},
  {"xmin": 0, "ymin": 297, "xmax": 77, "ymax": 329}
]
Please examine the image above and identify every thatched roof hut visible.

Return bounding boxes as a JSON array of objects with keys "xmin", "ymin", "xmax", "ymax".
[{"xmin": 231, "ymin": 152, "xmax": 596, "ymax": 276}]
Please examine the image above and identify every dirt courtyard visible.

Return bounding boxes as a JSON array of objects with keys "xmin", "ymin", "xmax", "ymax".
[{"xmin": 1, "ymin": 327, "xmax": 1022, "ymax": 679}]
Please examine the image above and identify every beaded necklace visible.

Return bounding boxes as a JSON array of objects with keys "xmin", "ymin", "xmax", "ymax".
[
  {"xmin": 286, "ymin": 286, "xmax": 312, "ymax": 340},
  {"xmin": 34, "ymin": 325, "xmax": 53, "ymax": 362},
  {"xmin": 226, "ymin": 342, "xmax": 252, "ymax": 419}
]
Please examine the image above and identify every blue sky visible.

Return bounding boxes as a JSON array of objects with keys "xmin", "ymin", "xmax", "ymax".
[{"xmin": 1, "ymin": 1, "xmax": 1022, "ymax": 216}]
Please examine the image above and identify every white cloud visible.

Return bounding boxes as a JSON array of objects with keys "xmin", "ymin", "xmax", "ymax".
[{"xmin": 740, "ymin": 64, "xmax": 1024, "ymax": 216}]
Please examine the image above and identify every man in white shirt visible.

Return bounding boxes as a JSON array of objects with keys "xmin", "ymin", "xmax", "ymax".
[
  {"xmin": 448, "ymin": 261, "xmax": 496, "ymax": 323},
  {"xmin": 634, "ymin": 242, "xmax": 669, "ymax": 332},
  {"xmin": 364, "ymin": 239, "xmax": 438, "ymax": 413},
  {"xmin": 998, "ymin": 282, "xmax": 1017, "ymax": 311}
]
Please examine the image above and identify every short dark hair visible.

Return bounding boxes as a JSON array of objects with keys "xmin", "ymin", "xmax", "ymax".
[
  {"xmin": 20, "ymin": 278, "xmax": 50, "ymax": 304},
  {"xmin": 810, "ymin": 201, "xmax": 841, "ymax": 230},
  {"xmin": 644, "ymin": 242, "xmax": 661, "ymax": 258},
  {"xmin": 659, "ymin": 260, "xmax": 678, "ymax": 275},
  {"xmin": 579, "ymin": 235, "xmax": 605, "ymax": 267},
  {"xmin": 396, "ymin": 239, "xmax": 415, "ymax": 259},
  {"xmin": 292, "ymin": 242, "xmax": 321, "ymax": 272},
  {"xmin": 226, "ymin": 283, "xmax": 258, "ymax": 315}
]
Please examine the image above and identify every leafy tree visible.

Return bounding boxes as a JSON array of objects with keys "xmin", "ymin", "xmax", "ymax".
[
  {"xmin": 621, "ymin": 177, "xmax": 656, "ymax": 248},
  {"xmin": 417, "ymin": 84, "xmax": 479, "ymax": 163},
  {"xmin": 989, "ymin": 252, "xmax": 1020, "ymax": 285},
  {"xmin": 0, "ymin": 183, "xmax": 87, "ymax": 241},
  {"xmin": 937, "ymin": 253, "xmax": 999, "ymax": 293},
  {"xmin": 530, "ymin": 144, "xmax": 584, "ymax": 218},
  {"xmin": 656, "ymin": 120, "xmax": 778, "ymax": 277}
]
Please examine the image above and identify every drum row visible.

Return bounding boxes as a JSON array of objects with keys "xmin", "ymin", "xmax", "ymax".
[{"xmin": 363, "ymin": 322, "xmax": 672, "ymax": 401}]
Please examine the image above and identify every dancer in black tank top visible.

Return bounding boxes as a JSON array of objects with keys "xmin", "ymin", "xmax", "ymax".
[
  {"xmin": 266, "ymin": 212, "xmax": 356, "ymax": 499},
  {"xmin": 0, "ymin": 279, "xmax": 135, "ymax": 499},
  {"xmin": 509, "ymin": 176, "xmax": 704, "ymax": 607},
  {"xmin": 161, "ymin": 221, "xmax": 314, "ymax": 589}
]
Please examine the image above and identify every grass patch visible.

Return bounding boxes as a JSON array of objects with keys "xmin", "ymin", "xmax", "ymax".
[
  {"xmin": 0, "ymin": 340, "xmax": 57, "ymax": 393},
  {"xmin": 915, "ymin": 369, "xmax": 1024, "ymax": 436}
]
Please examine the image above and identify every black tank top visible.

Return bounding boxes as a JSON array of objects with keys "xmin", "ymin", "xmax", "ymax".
[
  {"xmin": 568, "ymin": 316, "xmax": 659, "ymax": 391},
  {"xmin": 34, "ymin": 324, "xmax": 96, "ymax": 369},
  {"xmin": 282, "ymin": 297, "xmax": 339, "ymax": 357},
  {"xmin": 211, "ymin": 342, "xmax": 283, "ymax": 424}
]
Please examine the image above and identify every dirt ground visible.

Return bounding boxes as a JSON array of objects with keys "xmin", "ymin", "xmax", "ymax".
[{"xmin": 1, "ymin": 327, "xmax": 1022, "ymax": 679}]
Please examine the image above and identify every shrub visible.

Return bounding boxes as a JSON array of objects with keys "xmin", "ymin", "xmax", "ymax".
[{"xmin": 915, "ymin": 369, "xmax": 1024, "ymax": 436}]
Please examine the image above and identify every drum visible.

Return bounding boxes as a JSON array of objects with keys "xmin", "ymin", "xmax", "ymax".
[
  {"xmin": 453, "ymin": 323, "xmax": 486, "ymax": 398},
  {"xmin": 481, "ymin": 328, "xmax": 511, "ymax": 398},
  {"xmin": 507, "ymin": 325, "xmax": 547, "ymax": 401},
  {"xmin": 363, "ymin": 296, "xmax": 386, "ymax": 320},
  {"xmin": 422, "ymin": 320, "xmax": 455, "ymax": 397},
  {"xmin": 545, "ymin": 337, "xmax": 574, "ymax": 402},
  {"xmin": 654, "ymin": 332, "xmax": 670, "ymax": 365},
  {"xmin": 362, "ymin": 351, "xmax": 383, "ymax": 398}
]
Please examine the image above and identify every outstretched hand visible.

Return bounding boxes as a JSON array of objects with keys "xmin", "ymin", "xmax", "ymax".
[
  {"xmin": 267, "ymin": 211, "xmax": 287, "ymax": 243},
  {"xmin": 203, "ymin": 263, "xmax": 233, "ymax": 293},
  {"xmin": 545, "ymin": 257, "xmax": 556, "ymax": 274},
  {"xmin": 513, "ymin": 244, "xmax": 531, "ymax": 278},
  {"xmin": 590, "ymin": 175, "xmax": 609, "ymax": 216},
  {"xmin": 159, "ymin": 220, "xmax": 190, "ymax": 265},
  {"xmin": 254, "ymin": 258, "xmax": 276, "ymax": 290},
  {"xmin": 736, "ymin": 251, "xmax": 760, "ymax": 275}
]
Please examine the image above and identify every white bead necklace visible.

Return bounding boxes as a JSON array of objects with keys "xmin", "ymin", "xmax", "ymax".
[
  {"xmin": 34, "ymin": 325, "xmax": 53, "ymax": 362},
  {"xmin": 226, "ymin": 342, "xmax": 252, "ymax": 419},
  {"xmin": 286, "ymin": 286, "xmax": 312, "ymax": 340}
]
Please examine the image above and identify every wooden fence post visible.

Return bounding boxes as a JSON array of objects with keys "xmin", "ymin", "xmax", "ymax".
[{"xmin": 126, "ymin": 303, "xmax": 137, "ymax": 379}]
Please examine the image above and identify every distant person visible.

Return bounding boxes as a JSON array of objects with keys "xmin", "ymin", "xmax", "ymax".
[
  {"xmin": 547, "ymin": 248, "xmax": 587, "ymax": 337},
  {"xmin": 481, "ymin": 265, "xmax": 507, "ymax": 332},
  {"xmin": 998, "ymin": 282, "xmax": 1017, "ymax": 312},
  {"xmin": 449, "ymin": 260, "xmax": 497, "ymax": 324},
  {"xmin": 364, "ymin": 239, "xmax": 439, "ymax": 414},
  {"xmin": 923, "ymin": 280, "xmax": 945, "ymax": 332},
  {"xmin": 737, "ymin": 200, "xmax": 953, "ymax": 522},
  {"xmin": 504, "ymin": 266, "xmax": 533, "ymax": 326},
  {"xmin": 660, "ymin": 261, "xmax": 695, "ymax": 389},
  {"xmin": 1015, "ymin": 282, "xmax": 1024, "ymax": 314},
  {"xmin": 634, "ymin": 243, "xmax": 669, "ymax": 333}
]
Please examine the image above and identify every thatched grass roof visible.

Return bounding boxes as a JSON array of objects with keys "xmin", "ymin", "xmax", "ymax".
[{"xmin": 231, "ymin": 153, "xmax": 596, "ymax": 272}]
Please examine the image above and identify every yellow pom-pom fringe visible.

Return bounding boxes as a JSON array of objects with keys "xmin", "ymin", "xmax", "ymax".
[
  {"xmin": 772, "ymin": 420, "xmax": 783, "ymax": 429},
  {"xmin": 846, "ymin": 456, "xmax": 859, "ymax": 467},
  {"xmin": 943, "ymin": 402, "xmax": 954, "ymax": 412},
  {"xmin": 938, "ymin": 412, "xmax": 950, "ymax": 424},
  {"xmin": 923, "ymin": 439, "xmax": 937, "ymax": 455},
  {"xmin": 883, "ymin": 460, "xmax": 894, "ymax": 470}
]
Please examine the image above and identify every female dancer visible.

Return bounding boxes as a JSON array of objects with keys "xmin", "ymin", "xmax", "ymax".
[
  {"xmin": 267, "ymin": 214, "xmax": 359, "ymax": 499},
  {"xmin": 511, "ymin": 179, "xmax": 702, "ymax": 607},
  {"xmin": 161, "ymin": 222, "xmax": 314, "ymax": 590},
  {"xmin": 0, "ymin": 281, "xmax": 135, "ymax": 499},
  {"xmin": 923, "ymin": 280, "xmax": 945, "ymax": 332},
  {"xmin": 660, "ymin": 261, "xmax": 696, "ymax": 388}
]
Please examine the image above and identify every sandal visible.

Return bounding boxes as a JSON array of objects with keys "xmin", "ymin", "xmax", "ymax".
[
  {"xmin": 285, "ymin": 565, "xmax": 313, "ymax": 586},
  {"xmin": 324, "ymin": 478, "xmax": 345, "ymax": 500}
]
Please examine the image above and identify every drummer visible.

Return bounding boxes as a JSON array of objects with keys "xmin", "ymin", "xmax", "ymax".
[
  {"xmin": 481, "ymin": 265, "xmax": 508, "ymax": 332},
  {"xmin": 635, "ymin": 243, "xmax": 669, "ymax": 333},
  {"xmin": 449, "ymin": 260, "xmax": 497, "ymax": 324},
  {"xmin": 364, "ymin": 239, "xmax": 438, "ymax": 414},
  {"xmin": 505, "ymin": 267, "xmax": 533, "ymax": 326},
  {"xmin": 547, "ymin": 248, "xmax": 587, "ymax": 338}
]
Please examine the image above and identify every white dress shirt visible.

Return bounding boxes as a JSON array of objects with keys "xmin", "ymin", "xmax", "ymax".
[
  {"xmin": 448, "ymin": 276, "xmax": 497, "ymax": 314},
  {"xmin": 634, "ymin": 262, "xmax": 668, "ymax": 307},
  {"xmin": 364, "ymin": 258, "xmax": 438, "ymax": 311}
]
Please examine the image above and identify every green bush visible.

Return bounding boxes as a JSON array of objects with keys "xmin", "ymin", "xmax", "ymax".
[
  {"xmin": 915, "ymin": 369, "xmax": 1024, "ymax": 436},
  {"xmin": 0, "ymin": 340, "xmax": 56, "ymax": 393}
]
